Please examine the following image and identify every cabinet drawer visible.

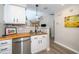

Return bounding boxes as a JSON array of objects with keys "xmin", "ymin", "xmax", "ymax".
[
  {"xmin": 0, "ymin": 40, "xmax": 12, "ymax": 47},
  {"xmin": 41, "ymin": 35, "xmax": 47, "ymax": 38},
  {"xmin": 31, "ymin": 36, "xmax": 38, "ymax": 40},
  {"xmin": 0, "ymin": 45, "xmax": 12, "ymax": 54},
  {"xmin": 38, "ymin": 35, "xmax": 47, "ymax": 40},
  {"xmin": 0, "ymin": 50, "xmax": 12, "ymax": 54}
]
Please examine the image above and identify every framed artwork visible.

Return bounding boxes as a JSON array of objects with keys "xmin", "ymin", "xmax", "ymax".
[
  {"xmin": 5, "ymin": 27, "xmax": 17, "ymax": 35},
  {"xmin": 64, "ymin": 15, "xmax": 79, "ymax": 28}
]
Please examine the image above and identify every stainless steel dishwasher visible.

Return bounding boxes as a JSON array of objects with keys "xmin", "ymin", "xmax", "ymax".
[
  {"xmin": 12, "ymin": 37, "xmax": 31, "ymax": 54},
  {"xmin": 12, "ymin": 38, "xmax": 21, "ymax": 54},
  {"xmin": 21, "ymin": 37, "xmax": 31, "ymax": 54}
]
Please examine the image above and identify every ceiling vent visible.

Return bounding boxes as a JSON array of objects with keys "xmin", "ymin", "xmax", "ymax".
[
  {"xmin": 50, "ymin": 14, "xmax": 54, "ymax": 15},
  {"xmin": 44, "ymin": 7, "xmax": 48, "ymax": 10}
]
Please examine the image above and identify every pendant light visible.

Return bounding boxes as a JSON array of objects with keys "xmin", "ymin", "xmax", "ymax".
[
  {"xmin": 35, "ymin": 4, "xmax": 39, "ymax": 20},
  {"xmin": 34, "ymin": 4, "xmax": 39, "ymax": 33}
]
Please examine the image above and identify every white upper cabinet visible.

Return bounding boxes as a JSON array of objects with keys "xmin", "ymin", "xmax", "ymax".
[{"xmin": 3, "ymin": 5, "xmax": 26, "ymax": 24}]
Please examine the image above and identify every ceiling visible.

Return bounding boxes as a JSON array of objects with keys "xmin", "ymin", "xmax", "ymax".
[
  {"xmin": 15, "ymin": 4, "xmax": 79, "ymax": 15},
  {"xmin": 26, "ymin": 4, "xmax": 73, "ymax": 15},
  {"xmin": 26, "ymin": 4, "xmax": 61, "ymax": 14}
]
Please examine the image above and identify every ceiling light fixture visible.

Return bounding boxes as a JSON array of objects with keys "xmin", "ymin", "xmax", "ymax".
[{"xmin": 35, "ymin": 4, "xmax": 39, "ymax": 19}]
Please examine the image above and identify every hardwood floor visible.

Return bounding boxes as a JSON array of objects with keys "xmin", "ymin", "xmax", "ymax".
[{"xmin": 37, "ymin": 39, "xmax": 76, "ymax": 54}]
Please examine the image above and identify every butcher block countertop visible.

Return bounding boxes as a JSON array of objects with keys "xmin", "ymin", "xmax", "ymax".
[
  {"xmin": 0, "ymin": 33, "xmax": 31, "ymax": 41},
  {"xmin": 0, "ymin": 32, "xmax": 47, "ymax": 41},
  {"xmin": 31, "ymin": 32, "xmax": 47, "ymax": 36}
]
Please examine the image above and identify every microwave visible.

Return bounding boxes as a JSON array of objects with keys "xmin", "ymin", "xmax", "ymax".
[
  {"xmin": 41, "ymin": 24, "xmax": 46, "ymax": 27},
  {"xmin": 5, "ymin": 27, "xmax": 17, "ymax": 35}
]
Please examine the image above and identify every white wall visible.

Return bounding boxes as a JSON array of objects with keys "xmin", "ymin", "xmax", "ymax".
[
  {"xmin": 0, "ymin": 5, "xmax": 5, "ymax": 37},
  {"xmin": 55, "ymin": 5, "xmax": 79, "ymax": 53}
]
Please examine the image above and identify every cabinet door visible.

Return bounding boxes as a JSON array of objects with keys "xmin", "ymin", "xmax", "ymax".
[
  {"xmin": 10, "ymin": 5, "xmax": 18, "ymax": 24},
  {"xmin": 31, "ymin": 36, "xmax": 39, "ymax": 53},
  {"xmin": 39, "ymin": 35, "xmax": 48, "ymax": 51},
  {"xmin": 16, "ymin": 7, "xmax": 26, "ymax": 24},
  {"xmin": 4, "ymin": 5, "xmax": 26, "ymax": 24},
  {"xmin": 4, "ymin": 5, "xmax": 14, "ymax": 24},
  {"xmin": 41, "ymin": 35, "xmax": 48, "ymax": 49},
  {"xmin": 37, "ymin": 35, "xmax": 43, "ymax": 51},
  {"xmin": 10, "ymin": 5, "xmax": 25, "ymax": 24}
]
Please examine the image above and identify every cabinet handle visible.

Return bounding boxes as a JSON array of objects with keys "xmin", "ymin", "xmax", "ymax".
[
  {"xmin": 1, "ymin": 42, "xmax": 7, "ymax": 44},
  {"xmin": 41, "ymin": 40, "xmax": 42, "ymax": 43},
  {"xmin": 42, "ymin": 36, "xmax": 45, "ymax": 38},
  {"xmin": 34, "ymin": 37, "xmax": 37, "ymax": 39},
  {"xmin": 13, "ymin": 18, "xmax": 15, "ymax": 22},
  {"xmin": 17, "ymin": 19, "xmax": 18, "ymax": 22},
  {"xmin": 38, "ymin": 40, "xmax": 40, "ymax": 44},
  {"xmin": 38, "ymin": 40, "xmax": 42, "ymax": 44},
  {"xmin": 1, "ymin": 48, "xmax": 8, "ymax": 51}
]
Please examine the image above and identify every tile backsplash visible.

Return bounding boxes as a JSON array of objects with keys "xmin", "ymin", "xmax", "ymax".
[
  {"xmin": 5, "ymin": 25, "xmax": 35, "ymax": 33},
  {"xmin": 5, "ymin": 25, "xmax": 48, "ymax": 34}
]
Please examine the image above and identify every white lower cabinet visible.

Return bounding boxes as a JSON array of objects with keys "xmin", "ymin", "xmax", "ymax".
[
  {"xmin": 31, "ymin": 36, "xmax": 39, "ymax": 53},
  {"xmin": 0, "ymin": 40, "xmax": 12, "ymax": 54},
  {"xmin": 40, "ymin": 35, "xmax": 47, "ymax": 50},
  {"xmin": 31, "ymin": 35, "xmax": 48, "ymax": 54}
]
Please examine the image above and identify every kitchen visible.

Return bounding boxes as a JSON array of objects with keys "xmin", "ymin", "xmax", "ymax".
[
  {"xmin": 0, "ymin": 4, "xmax": 50, "ymax": 54},
  {"xmin": 0, "ymin": 4, "xmax": 79, "ymax": 54}
]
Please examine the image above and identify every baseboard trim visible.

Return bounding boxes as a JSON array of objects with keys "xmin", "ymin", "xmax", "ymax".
[{"xmin": 54, "ymin": 41, "xmax": 79, "ymax": 54}]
